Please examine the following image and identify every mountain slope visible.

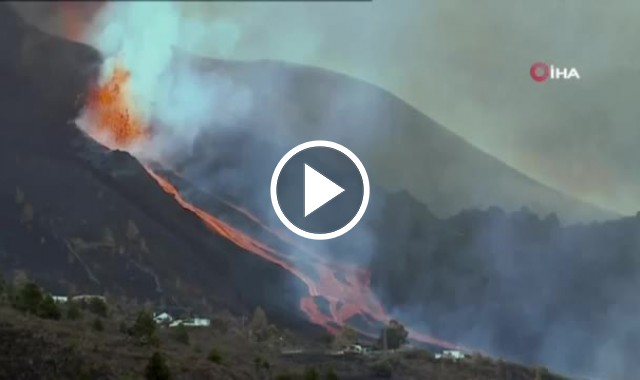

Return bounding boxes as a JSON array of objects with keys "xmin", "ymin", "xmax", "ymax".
[
  {"xmin": 369, "ymin": 190, "xmax": 640, "ymax": 379},
  {"xmin": 0, "ymin": 4, "xmax": 311, "ymax": 330},
  {"xmin": 182, "ymin": 56, "xmax": 616, "ymax": 223}
]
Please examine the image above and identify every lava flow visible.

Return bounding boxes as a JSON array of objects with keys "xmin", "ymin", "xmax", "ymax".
[
  {"xmin": 82, "ymin": 62, "xmax": 148, "ymax": 150},
  {"xmin": 81, "ymin": 61, "xmax": 459, "ymax": 350}
]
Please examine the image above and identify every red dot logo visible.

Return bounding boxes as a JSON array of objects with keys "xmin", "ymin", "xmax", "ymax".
[{"xmin": 530, "ymin": 62, "xmax": 550, "ymax": 82}]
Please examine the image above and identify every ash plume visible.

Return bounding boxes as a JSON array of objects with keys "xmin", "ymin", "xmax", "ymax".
[{"xmin": 74, "ymin": 2, "xmax": 253, "ymax": 163}]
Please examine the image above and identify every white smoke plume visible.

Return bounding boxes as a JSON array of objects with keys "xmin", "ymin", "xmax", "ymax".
[{"xmin": 76, "ymin": 1, "xmax": 252, "ymax": 162}]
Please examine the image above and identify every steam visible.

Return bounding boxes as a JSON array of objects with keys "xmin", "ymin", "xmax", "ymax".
[
  {"xmin": 76, "ymin": 2, "xmax": 252, "ymax": 161},
  {"xmin": 58, "ymin": 2, "xmax": 637, "ymax": 379}
]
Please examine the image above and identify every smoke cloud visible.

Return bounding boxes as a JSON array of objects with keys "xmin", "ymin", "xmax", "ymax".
[
  {"xmin": 72, "ymin": 2, "xmax": 252, "ymax": 163},
  {"xmin": 10, "ymin": 3, "xmax": 639, "ymax": 379}
]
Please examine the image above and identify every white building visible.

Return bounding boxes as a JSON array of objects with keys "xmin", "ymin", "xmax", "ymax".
[
  {"xmin": 51, "ymin": 295, "xmax": 68, "ymax": 303},
  {"xmin": 344, "ymin": 344, "xmax": 364, "ymax": 354},
  {"xmin": 153, "ymin": 312, "xmax": 173, "ymax": 324},
  {"xmin": 71, "ymin": 295, "xmax": 106, "ymax": 302},
  {"xmin": 435, "ymin": 350, "xmax": 468, "ymax": 360},
  {"xmin": 169, "ymin": 317, "xmax": 210, "ymax": 327}
]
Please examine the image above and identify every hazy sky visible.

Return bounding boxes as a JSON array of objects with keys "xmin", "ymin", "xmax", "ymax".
[
  {"xmin": 15, "ymin": 1, "xmax": 640, "ymax": 215},
  {"xmin": 178, "ymin": 0, "xmax": 640, "ymax": 216}
]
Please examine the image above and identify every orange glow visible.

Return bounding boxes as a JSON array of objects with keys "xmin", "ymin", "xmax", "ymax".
[
  {"xmin": 84, "ymin": 63, "xmax": 149, "ymax": 150},
  {"xmin": 79, "ymin": 52, "xmax": 460, "ymax": 350},
  {"xmin": 145, "ymin": 167, "xmax": 460, "ymax": 349}
]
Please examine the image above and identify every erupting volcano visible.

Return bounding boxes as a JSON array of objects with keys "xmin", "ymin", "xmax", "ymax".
[
  {"xmin": 82, "ymin": 63, "xmax": 148, "ymax": 150},
  {"xmin": 77, "ymin": 26, "xmax": 458, "ymax": 350}
]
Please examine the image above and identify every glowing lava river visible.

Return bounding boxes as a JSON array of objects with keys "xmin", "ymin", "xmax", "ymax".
[{"xmin": 80, "ymin": 61, "xmax": 460, "ymax": 350}]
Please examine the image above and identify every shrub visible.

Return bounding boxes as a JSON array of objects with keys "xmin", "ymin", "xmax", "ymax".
[
  {"xmin": 377, "ymin": 319, "xmax": 408, "ymax": 350},
  {"xmin": 88, "ymin": 297, "xmax": 108, "ymax": 317},
  {"xmin": 254, "ymin": 357, "xmax": 270, "ymax": 372},
  {"xmin": 92, "ymin": 317, "xmax": 104, "ymax": 332},
  {"xmin": 402, "ymin": 349, "xmax": 434, "ymax": 361},
  {"xmin": 66, "ymin": 302, "xmax": 82, "ymax": 320},
  {"xmin": 12, "ymin": 283, "xmax": 61, "ymax": 320},
  {"xmin": 131, "ymin": 310, "xmax": 156, "ymax": 338},
  {"xmin": 325, "ymin": 368, "xmax": 339, "ymax": 380},
  {"xmin": 144, "ymin": 352, "xmax": 171, "ymax": 380},
  {"xmin": 304, "ymin": 367, "xmax": 320, "ymax": 380},
  {"xmin": 332, "ymin": 326, "xmax": 358, "ymax": 349},
  {"xmin": 37, "ymin": 295, "xmax": 61, "ymax": 320},
  {"xmin": 207, "ymin": 348, "xmax": 223, "ymax": 364},
  {"xmin": 172, "ymin": 324, "xmax": 189, "ymax": 345},
  {"xmin": 370, "ymin": 359, "xmax": 393, "ymax": 378},
  {"xmin": 13, "ymin": 282, "xmax": 43, "ymax": 313}
]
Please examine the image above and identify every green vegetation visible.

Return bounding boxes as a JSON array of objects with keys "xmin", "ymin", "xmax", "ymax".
[
  {"xmin": 377, "ymin": 319, "xmax": 408, "ymax": 350},
  {"xmin": 402, "ymin": 349, "xmax": 434, "ymax": 360},
  {"xmin": 303, "ymin": 367, "xmax": 320, "ymax": 380},
  {"xmin": 87, "ymin": 297, "xmax": 108, "ymax": 317},
  {"xmin": 11, "ymin": 282, "xmax": 60, "ymax": 320},
  {"xmin": 370, "ymin": 358, "xmax": 394, "ymax": 378},
  {"xmin": 37, "ymin": 295, "xmax": 61, "ymax": 320},
  {"xmin": 66, "ymin": 301, "xmax": 82, "ymax": 320},
  {"xmin": 0, "ymin": 277, "xmax": 570, "ymax": 380},
  {"xmin": 92, "ymin": 317, "xmax": 104, "ymax": 332},
  {"xmin": 13, "ymin": 282, "xmax": 43, "ymax": 313},
  {"xmin": 171, "ymin": 323, "xmax": 189, "ymax": 345},
  {"xmin": 332, "ymin": 326, "xmax": 358, "ymax": 349},
  {"xmin": 324, "ymin": 368, "xmax": 339, "ymax": 380},
  {"xmin": 207, "ymin": 347, "xmax": 223, "ymax": 364},
  {"xmin": 130, "ymin": 310, "xmax": 156, "ymax": 339},
  {"xmin": 253, "ymin": 356, "xmax": 272, "ymax": 378},
  {"xmin": 144, "ymin": 352, "xmax": 171, "ymax": 380}
]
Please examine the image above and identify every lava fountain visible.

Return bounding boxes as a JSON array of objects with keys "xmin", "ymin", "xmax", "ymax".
[
  {"xmin": 71, "ymin": 1, "xmax": 459, "ymax": 350},
  {"xmin": 77, "ymin": 61, "xmax": 459, "ymax": 350}
]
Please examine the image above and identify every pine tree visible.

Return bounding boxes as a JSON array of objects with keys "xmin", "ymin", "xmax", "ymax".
[
  {"xmin": 37, "ymin": 294, "xmax": 61, "ymax": 320},
  {"xmin": 145, "ymin": 352, "xmax": 171, "ymax": 380},
  {"xmin": 131, "ymin": 309, "xmax": 156, "ymax": 339}
]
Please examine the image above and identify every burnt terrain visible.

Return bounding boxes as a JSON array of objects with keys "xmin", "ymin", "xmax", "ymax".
[
  {"xmin": 0, "ymin": 4, "xmax": 638, "ymax": 380},
  {"xmin": 0, "ymin": 4, "xmax": 310, "ymax": 331},
  {"xmin": 0, "ymin": 293, "xmax": 568, "ymax": 380}
]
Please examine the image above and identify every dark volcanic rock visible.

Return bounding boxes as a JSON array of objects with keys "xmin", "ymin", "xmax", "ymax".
[
  {"xmin": 369, "ymin": 191, "xmax": 640, "ymax": 379},
  {"xmin": 0, "ymin": 322, "xmax": 111, "ymax": 380},
  {"xmin": 0, "ymin": 4, "xmax": 310, "ymax": 330}
]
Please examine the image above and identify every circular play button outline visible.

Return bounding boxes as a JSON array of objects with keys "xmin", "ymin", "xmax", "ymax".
[{"xmin": 270, "ymin": 140, "xmax": 370, "ymax": 240}]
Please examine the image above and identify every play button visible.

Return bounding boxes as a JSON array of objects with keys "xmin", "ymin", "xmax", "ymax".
[
  {"xmin": 304, "ymin": 164, "xmax": 344, "ymax": 217},
  {"xmin": 271, "ymin": 140, "xmax": 370, "ymax": 240}
]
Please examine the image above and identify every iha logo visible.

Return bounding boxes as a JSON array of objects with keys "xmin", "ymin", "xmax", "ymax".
[{"xmin": 530, "ymin": 62, "xmax": 580, "ymax": 82}]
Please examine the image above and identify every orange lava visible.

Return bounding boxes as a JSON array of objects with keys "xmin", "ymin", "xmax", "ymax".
[
  {"xmin": 80, "ymin": 56, "xmax": 460, "ymax": 351},
  {"xmin": 84, "ymin": 63, "xmax": 148, "ymax": 149},
  {"xmin": 145, "ymin": 167, "xmax": 460, "ymax": 349}
]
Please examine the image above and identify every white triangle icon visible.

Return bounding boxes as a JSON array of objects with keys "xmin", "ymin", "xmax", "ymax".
[{"xmin": 304, "ymin": 164, "xmax": 345, "ymax": 217}]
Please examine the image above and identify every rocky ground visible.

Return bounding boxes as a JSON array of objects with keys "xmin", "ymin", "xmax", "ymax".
[{"xmin": 0, "ymin": 282, "xmax": 570, "ymax": 380}]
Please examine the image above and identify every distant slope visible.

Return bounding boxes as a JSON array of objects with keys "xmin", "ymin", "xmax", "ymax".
[
  {"xmin": 369, "ymin": 189, "xmax": 640, "ymax": 379},
  {"xmin": 0, "ymin": 4, "xmax": 310, "ymax": 328},
  {"xmin": 185, "ymin": 57, "xmax": 616, "ymax": 223}
]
